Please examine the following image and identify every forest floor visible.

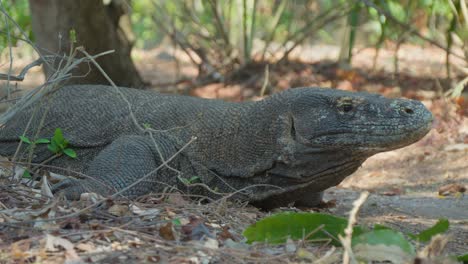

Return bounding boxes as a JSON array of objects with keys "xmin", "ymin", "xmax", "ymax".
[{"xmin": 0, "ymin": 44, "xmax": 467, "ymax": 263}]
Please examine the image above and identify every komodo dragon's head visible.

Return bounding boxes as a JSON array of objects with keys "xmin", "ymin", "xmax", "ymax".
[
  {"xmin": 250, "ymin": 88, "xmax": 433, "ymax": 208},
  {"xmin": 285, "ymin": 88, "xmax": 433, "ymax": 154}
]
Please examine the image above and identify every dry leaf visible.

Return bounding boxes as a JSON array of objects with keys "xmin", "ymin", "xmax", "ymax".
[
  {"xmin": 203, "ymin": 237, "xmax": 219, "ymax": 249},
  {"xmin": 0, "ymin": 156, "xmax": 13, "ymax": 177},
  {"xmin": 438, "ymin": 183, "xmax": 466, "ymax": 196},
  {"xmin": 218, "ymin": 226, "xmax": 235, "ymax": 241},
  {"xmin": 354, "ymin": 243, "xmax": 413, "ymax": 263},
  {"xmin": 41, "ymin": 176, "xmax": 54, "ymax": 198},
  {"xmin": 130, "ymin": 204, "xmax": 160, "ymax": 217},
  {"xmin": 75, "ymin": 242, "xmax": 96, "ymax": 252},
  {"xmin": 159, "ymin": 222, "xmax": 176, "ymax": 240},
  {"xmin": 165, "ymin": 192, "xmax": 189, "ymax": 206},
  {"xmin": 381, "ymin": 187, "xmax": 403, "ymax": 196},
  {"xmin": 10, "ymin": 240, "xmax": 31, "ymax": 260},
  {"xmin": 44, "ymin": 234, "xmax": 82, "ymax": 263},
  {"xmin": 182, "ymin": 216, "xmax": 213, "ymax": 241},
  {"xmin": 79, "ymin": 192, "xmax": 103, "ymax": 203},
  {"xmin": 107, "ymin": 204, "xmax": 129, "ymax": 217},
  {"xmin": 296, "ymin": 248, "xmax": 317, "ymax": 262},
  {"xmin": 417, "ymin": 234, "xmax": 450, "ymax": 259}
]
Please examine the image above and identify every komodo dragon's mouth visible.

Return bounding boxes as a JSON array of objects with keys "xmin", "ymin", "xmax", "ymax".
[{"xmin": 305, "ymin": 110, "xmax": 433, "ymax": 152}]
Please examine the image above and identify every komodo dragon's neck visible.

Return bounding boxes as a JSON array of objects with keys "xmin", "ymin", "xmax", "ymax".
[{"xmin": 181, "ymin": 94, "xmax": 293, "ymax": 179}]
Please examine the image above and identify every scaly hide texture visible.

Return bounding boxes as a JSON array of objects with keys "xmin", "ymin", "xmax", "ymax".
[{"xmin": 0, "ymin": 85, "xmax": 433, "ymax": 209}]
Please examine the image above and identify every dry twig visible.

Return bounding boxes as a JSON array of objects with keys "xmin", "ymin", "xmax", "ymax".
[{"xmin": 340, "ymin": 191, "xmax": 369, "ymax": 264}]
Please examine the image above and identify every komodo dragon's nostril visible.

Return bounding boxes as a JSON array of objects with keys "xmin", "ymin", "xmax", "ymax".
[{"xmin": 403, "ymin": 107, "xmax": 414, "ymax": 114}]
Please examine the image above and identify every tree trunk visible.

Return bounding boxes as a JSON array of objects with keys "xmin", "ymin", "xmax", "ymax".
[{"xmin": 28, "ymin": 0, "xmax": 145, "ymax": 88}]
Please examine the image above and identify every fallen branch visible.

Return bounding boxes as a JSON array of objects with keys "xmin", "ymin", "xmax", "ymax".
[{"xmin": 0, "ymin": 58, "xmax": 43, "ymax": 81}]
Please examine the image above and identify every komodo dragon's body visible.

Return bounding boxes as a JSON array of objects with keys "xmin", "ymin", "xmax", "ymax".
[{"xmin": 0, "ymin": 85, "xmax": 433, "ymax": 208}]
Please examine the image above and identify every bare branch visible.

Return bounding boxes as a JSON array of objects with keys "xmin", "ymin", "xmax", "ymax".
[
  {"xmin": 0, "ymin": 59, "xmax": 43, "ymax": 81},
  {"xmin": 360, "ymin": 0, "xmax": 466, "ymax": 61}
]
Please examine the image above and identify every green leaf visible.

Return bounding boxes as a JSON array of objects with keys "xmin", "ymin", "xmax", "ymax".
[
  {"xmin": 53, "ymin": 128, "xmax": 65, "ymax": 145},
  {"xmin": 62, "ymin": 139, "xmax": 69, "ymax": 149},
  {"xmin": 35, "ymin": 138, "xmax": 50, "ymax": 144},
  {"xmin": 19, "ymin": 136, "xmax": 31, "ymax": 144},
  {"xmin": 63, "ymin": 148, "xmax": 77, "ymax": 158},
  {"xmin": 22, "ymin": 170, "xmax": 31, "ymax": 179},
  {"xmin": 172, "ymin": 218, "xmax": 182, "ymax": 226},
  {"xmin": 188, "ymin": 176, "xmax": 199, "ymax": 183},
  {"xmin": 408, "ymin": 219, "xmax": 449, "ymax": 242},
  {"xmin": 243, "ymin": 212, "xmax": 364, "ymax": 245},
  {"xmin": 48, "ymin": 141, "xmax": 59, "ymax": 153},
  {"xmin": 457, "ymin": 253, "xmax": 468, "ymax": 262},
  {"xmin": 352, "ymin": 229, "xmax": 415, "ymax": 255},
  {"xmin": 69, "ymin": 29, "xmax": 77, "ymax": 43}
]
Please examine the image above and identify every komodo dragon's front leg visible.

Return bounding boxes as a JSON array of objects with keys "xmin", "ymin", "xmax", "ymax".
[{"xmin": 52, "ymin": 135, "xmax": 180, "ymax": 200}]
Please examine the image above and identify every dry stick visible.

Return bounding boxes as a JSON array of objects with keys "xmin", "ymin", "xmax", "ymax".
[
  {"xmin": 0, "ymin": 4, "xmax": 51, "ymax": 70},
  {"xmin": 150, "ymin": 9, "xmax": 222, "ymax": 81},
  {"xmin": 0, "ymin": 2, "xmax": 13, "ymax": 98},
  {"xmin": 0, "ymin": 59, "xmax": 43, "ymax": 81},
  {"xmin": 149, "ymin": 2, "xmax": 201, "ymax": 66},
  {"xmin": 178, "ymin": 4, "xmax": 224, "ymax": 52},
  {"xmin": 78, "ymin": 48, "xmax": 144, "ymax": 133},
  {"xmin": 340, "ymin": 191, "xmax": 369, "ymax": 264},
  {"xmin": 0, "ymin": 50, "xmax": 114, "ymax": 125},
  {"xmin": 149, "ymin": 127, "xmax": 241, "ymax": 200},
  {"xmin": 207, "ymin": 0, "xmax": 231, "ymax": 55},
  {"xmin": 274, "ymin": 2, "xmax": 349, "ymax": 60},
  {"xmin": 260, "ymin": 0, "xmax": 287, "ymax": 61},
  {"xmin": 10, "ymin": 105, "xmax": 39, "ymax": 174},
  {"xmin": 260, "ymin": 64, "xmax": 269, "ymax": 97},
  {"xmin": 360, "ymin": 0, "xmax": 465, "ymax": 61},
  {"xmin": 279, "ymin": 10, "xmax": 350, "ymax": 62},
  {"xmin": 98, "ymin": 138, "xmax": 196, "ymax": 203}
]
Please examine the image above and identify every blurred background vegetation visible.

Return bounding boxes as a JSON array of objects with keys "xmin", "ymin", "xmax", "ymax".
[{"xmin": 0, "ymin": 0, "xmax": 467, "ymax": 93}]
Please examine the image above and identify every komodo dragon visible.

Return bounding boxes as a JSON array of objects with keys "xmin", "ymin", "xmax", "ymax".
[{"xmin": 0, "ymin": 85, "xmax": 433, "ymax": 208}]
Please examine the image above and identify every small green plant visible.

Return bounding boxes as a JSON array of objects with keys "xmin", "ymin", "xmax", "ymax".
[
  {"xmin": 22, "ymin": 169, "xmax": 31, "ymax": 179},
  {"xmin": 19, "ymin": 135, "xmax": 50, "ymax": 146},
  {"xmin": 181, "ymin": 176, "xmax": 200, "ymax": 185},
  {"xmin": 47, "ymin": 128, "xmax": 77, "ymax": 158},
  {"xmin": 17, "ymin": 128, "xmax": 76, "ymax": 178},
  {"xmin": 243, "ymin": 212, "xmax": 462, "ymax": 262},
  {"xmin": 172, "ymin": 218, "xmax": 182, "ymax": 226},
  {"xmin": 69, "ymin": 29, "xmax": 77, "ymax": 43},
  {"xmin": 18, "ymin": 136, "xmax": 50, "ymax": 179}
]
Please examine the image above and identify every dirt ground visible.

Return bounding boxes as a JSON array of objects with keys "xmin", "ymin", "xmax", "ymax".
[{"xmin": 0, "ymin": 44, "xmax": 467, "ymax": 263}]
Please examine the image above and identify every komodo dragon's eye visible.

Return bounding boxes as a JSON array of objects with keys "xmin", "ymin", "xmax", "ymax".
[
  {"xmin": 342, "ymin": 103, "xmax": 353, "ymax": 112},
  {"xmin": 337, "ymin": 97, "xmax": 355, "ymax": 113}
]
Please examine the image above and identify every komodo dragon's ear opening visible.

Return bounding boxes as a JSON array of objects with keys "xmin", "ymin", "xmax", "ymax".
[{"xmin": 289, "ymin": 115, "xmax": 297, "ymax": 141}]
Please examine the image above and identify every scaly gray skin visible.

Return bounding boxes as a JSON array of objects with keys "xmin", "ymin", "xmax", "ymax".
[{"xmin": 0, "ymin": 85, "xmax": 433, "ymax": 208}]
